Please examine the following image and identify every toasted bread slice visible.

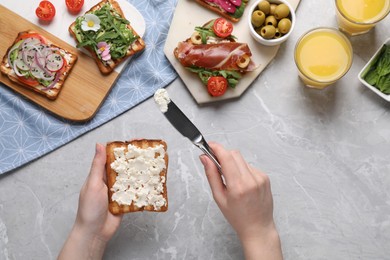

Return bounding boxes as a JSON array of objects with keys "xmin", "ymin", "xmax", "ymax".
[
  {"xmin": 106, "ymin": 139, "xmax": 168, "ymax": 214},
  {"xmin": 0, "ymin": 30, "xmax": 77, "ymax": 100},
  {"xmin": 68, "ymin": 0, "xmax": 145, "ymax": 74},
  {"xmin": 194, "ymin": 0, "xmax": 247, "ymax": 23}
]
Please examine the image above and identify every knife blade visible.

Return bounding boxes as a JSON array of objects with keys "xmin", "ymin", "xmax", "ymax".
[{"xmin": 163, "ymin": 100, "xmax": 222, "ymax": 173}]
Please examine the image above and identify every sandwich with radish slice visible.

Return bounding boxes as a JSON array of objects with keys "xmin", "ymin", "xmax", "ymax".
[{"xmin": 1, "ymin": 30, "xmax": 78, "ymax": 100}]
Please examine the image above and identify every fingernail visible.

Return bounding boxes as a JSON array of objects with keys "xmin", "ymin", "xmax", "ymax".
[
  {"xmin": 199, "ymin": 155, "xmax": 207, "ymax": 167},
  {"xmin": 95, "ymin": 143, "xmax": 103, "ymax": 154}
]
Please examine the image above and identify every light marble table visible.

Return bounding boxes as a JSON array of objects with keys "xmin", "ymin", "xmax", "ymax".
[{"xmin": 1, "ymin": 1, "xmax": 390, "ymax": 259}]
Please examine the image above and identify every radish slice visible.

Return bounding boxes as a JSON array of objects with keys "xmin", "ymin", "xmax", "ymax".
[
  {"xmin": 12, "ymin": 62, "xmax": 28, "ymax": 77},
  {"xmin": 217, "ymin": 0, "xmax": 236, "ymax": 13},
  {"xmin": 46, "ymin": 53, "xmax": 64, "ymax": 72},
  {"xmin": 21, "ymin": 38, "xmax": 41, "ymax": 49},
  {"xmin": 30, "ymin": 63, "xmax": 54, "ymax": 81},
  {"xmin": 44, "ymin": 71, "xmax": 60, "ymax": 90},
  {"xmin": 229, "ymin": 0, "xmax": 241, "ymax": 6},
  {"xmin": 34, "ymin": 51, "xmax": 47, "ymax": 72},
  {"xmin": 22, "ymin": 46, "xmax": 38, "ymax": 67},
  {"xmin": 40, "ymin": 46, "xmax": 53, "ymax": 58},
  {"xmin": 40, "ymin": 70, "xmax": 55, "ymax": 81},
  {"xmin": 30, "ymin": 63, "xmax": 44, "ymax": 79},
  {"xmin": 15, "ymin": 59, "xmax": 29, "ymax": 71}
]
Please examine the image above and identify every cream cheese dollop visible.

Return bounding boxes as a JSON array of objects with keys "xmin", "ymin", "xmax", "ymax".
[
  {"xmin": 154, "ymin": 88, "xmax": 171, "ymax": 113},
  {"xmin": 110, "ymin": 144, "xmax": 167, "ymax": 210}
]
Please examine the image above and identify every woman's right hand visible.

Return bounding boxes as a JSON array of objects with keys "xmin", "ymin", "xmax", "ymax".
[{"xmin": 200, "ymin": 142, "xmax": 283, "ymax": 260}]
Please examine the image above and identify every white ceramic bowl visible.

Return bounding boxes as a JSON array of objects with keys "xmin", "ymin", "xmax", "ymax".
[
  {"xmin": 248, "ymin": 0, "xmax": 296, "ymax": 46},
  {"xmin": 358, "ymin": 38, "xmax": 390, "ymax": 102}
]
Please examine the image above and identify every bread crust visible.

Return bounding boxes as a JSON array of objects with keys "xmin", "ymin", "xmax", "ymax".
[
  {"xmin": 106, "ymin": 139, "xmax": 168, "ymax": 215},
  {"xmin": 194, "ymin": 0, "xmax": 245, "ymax": 22},
  {"xmin": 0, "ymin": 30, "xmax": 78, "ymax": 100},
  {"xmin": 68, "ymin": 0, "xmax": 145, "ymax": 74}
]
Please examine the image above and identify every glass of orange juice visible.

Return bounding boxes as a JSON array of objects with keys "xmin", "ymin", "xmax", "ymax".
[
  {"xmin": 335, "ymin": 0, "xmax": 390, "ymax": 36},
  {"xmin": 294, "ymin": 27, "xmax": 353, "ymax": 89}
]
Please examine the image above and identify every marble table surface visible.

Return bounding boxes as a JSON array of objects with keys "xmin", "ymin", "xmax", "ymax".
[{"xmin": 1, "ymin": 1, "xmax": 390, "ymax": 259}]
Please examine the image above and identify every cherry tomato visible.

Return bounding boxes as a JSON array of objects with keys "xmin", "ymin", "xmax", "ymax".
[
  {"xmin": 17, "ymin": 76, "xmax": 40, "ymax": 87},
  {"xmin": 16, "ymin": 33, "xmax": 47, "ymax": 44},
  {"xmin": 207, "ymin": 76, "xmax": 228, "ymax": 97},
  {"xmin": 212, "ymin": 18, "xmax": 233, "ymax": 38},
  {"xmin": 36, "ymin": 1, "xmax": 56, "ymax": 21},
  {"xmin": 65, "ymin": 0, "xmax": 84, "ymax": 13}
]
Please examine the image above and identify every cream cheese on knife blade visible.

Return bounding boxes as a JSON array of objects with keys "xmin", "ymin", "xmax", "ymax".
[{"xmin": 154, "ymin": 88, "xmax": 171, "ymax": 113}]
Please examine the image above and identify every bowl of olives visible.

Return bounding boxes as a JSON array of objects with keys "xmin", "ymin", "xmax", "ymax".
[{"xmin": 248, "ymin": 0, "xmax": 296, "ymax": 46}]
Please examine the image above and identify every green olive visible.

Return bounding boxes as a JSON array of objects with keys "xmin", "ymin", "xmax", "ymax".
[
  {"xmin": 257, "ymin": 1, "xmax": 270, "ymax": 15},
  {"xmin": 274, "ymin": 4, "xmax": 290, "ymax": 19},
  {"xmin": 274, "ymin": 28, "xmax": 282, "ymax": 38},
  {"xmin": 251, "ymin": 10, "xmax": 265, "ymax": 27},
  {"xmin": 255, "ymin": 26, "xmax": 264, "ymax": 35},
  {"xmin": 260, "ymin": 25, "xmax": 276, "ymax": 39},
  {"xmin": 269, "ymin": 4, "xmax": 277, "ymax": 15},
  {"xmin": 278, "ymin": 18, "xmax": 292, "ymax": 34},
  {"xmin": 265, "ymin": 15, "xmax": 277, "ymax": 27}
]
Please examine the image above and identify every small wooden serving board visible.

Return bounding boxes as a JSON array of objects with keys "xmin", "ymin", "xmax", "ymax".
[{"xmin": 0, "ymin": 1, "xmax": 144, "ymax": 122}]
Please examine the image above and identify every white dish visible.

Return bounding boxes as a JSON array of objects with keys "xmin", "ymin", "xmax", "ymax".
[
  {"xmin": 248, "ymin": 0, "xmax": 296, "ymax": 46},
  {"xmin": 358, "ymin": 38, "xmax": 390, "ymax": 102},
  {"xmin": 164, "ymin": 0, "xmax": 300, "ymax": 104},
  {"xmin": 0, "ymin": 0, "xmax": 146, "ymax": 74}
]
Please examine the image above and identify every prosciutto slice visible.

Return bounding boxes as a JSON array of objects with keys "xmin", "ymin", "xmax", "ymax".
[{"xmin": 175, "ymin": 41, "xmax": 256, "ymax": 71}]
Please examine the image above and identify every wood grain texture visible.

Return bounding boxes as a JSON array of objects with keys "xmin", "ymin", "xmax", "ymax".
[{"xmin": 0, "ymin": 5, "xmax": 118, "ymax": 122}]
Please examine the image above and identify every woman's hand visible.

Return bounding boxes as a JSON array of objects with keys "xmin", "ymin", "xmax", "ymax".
[
  {"xmin": 58, "ymin": 143, "xmax": 123, "ymax": 260},
  {"xmin": 200, "ymin": 142, "xmax": 283, "ymax": 260}
]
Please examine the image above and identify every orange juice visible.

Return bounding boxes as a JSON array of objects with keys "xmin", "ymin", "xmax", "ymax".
[
  {"xmin": 335, "ymin": 0, "xmax": 390, "ymax": 35},
  {"xmin": 294, "ymin": 28, "xmax": 353, "ymax": 89}
]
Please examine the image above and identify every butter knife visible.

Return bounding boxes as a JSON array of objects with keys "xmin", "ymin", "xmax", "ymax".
[{"xmin": 163, "ymin": 100, "xmax": 222, "ymax": 173}]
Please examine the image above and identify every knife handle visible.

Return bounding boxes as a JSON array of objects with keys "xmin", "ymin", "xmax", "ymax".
[{"xmin": 195, "ymin": 139, "xmax": 222, "ymax": 174}]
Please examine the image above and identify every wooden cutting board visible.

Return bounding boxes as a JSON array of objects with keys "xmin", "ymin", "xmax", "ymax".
[{"xmin": 0, "ymin": 5, "xmax": 119, "ymax": 122}]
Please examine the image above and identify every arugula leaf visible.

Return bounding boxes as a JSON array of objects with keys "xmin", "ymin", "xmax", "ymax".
[
  {"xmin": 187, "ymin": 66, "xmax": 242, "ymax": 88},
  {"xmin": 194, "ymin": 20, "xmax": 236, "ymax": 44},
  {"xmin": 231, "ymin": 2, "xmax": 245, "ymax": 18},
  {"xmin": 73, "ymin": 3, "xmax": 137, "ymax": 61}
]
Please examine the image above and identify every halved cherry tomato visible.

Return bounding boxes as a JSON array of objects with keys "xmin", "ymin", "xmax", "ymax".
[
  {"xmin": 207, "ymin": 76, "xmax": 228, "ymax": 97},
  {"xmin": 16, "ymin": 33, "xmax": 47, "ymax": 44},
  {"xmin": 17, "ymin": 76, "xmax": 40, "ymax": 87},
  {"xmin": 65, "ymin": 0, "xmax": 84, "ymax": 13},
  {"xmin": 35, "ymin": 1, "xmax": 56, "ymax": 22},
  {"xmin": 212, "ymin": 18, "xmax": 233, "ymax": 38}
]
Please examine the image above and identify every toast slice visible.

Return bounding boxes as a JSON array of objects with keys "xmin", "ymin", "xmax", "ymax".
[
  {"xmin": 0, "ymin": 30, "xmax": 77, "ymax": 100},
  {"xmin": 106, "ymin": 139, "xmax": 168, "ymax": 214},
  {"xmin": 68, "ymin": 0, "xmax": 145, "ymax": 74}
]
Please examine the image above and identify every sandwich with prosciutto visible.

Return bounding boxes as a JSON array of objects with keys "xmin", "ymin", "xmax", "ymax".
[
  {"xmin": 194, "ymin": 0, "xmax": 249, "ymax": 22},
  {"xmin": 174, "ymin": 18, "xmax": 256, "ymax": 97}
]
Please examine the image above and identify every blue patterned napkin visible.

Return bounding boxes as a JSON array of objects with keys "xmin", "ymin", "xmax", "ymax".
[{"xmin": 0, "ymin": 0, "xmax": 178, "ymax": 174}]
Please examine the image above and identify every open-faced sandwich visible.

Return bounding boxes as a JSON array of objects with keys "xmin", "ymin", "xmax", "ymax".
[
  {"xmin": 0, "ymin": 30, "xmax": 77, "ymax": 100},
  {"xmin": 174, "ymin": 18, "xmax": 256, "ymax": 97},
  {"xmin": 194, "ymin": 0, "xmax": 249, "ymax": 22},
  {"xmin": 106, "ymin": 139, "xmax": 168, "ymax": 214},
  {"xmin": 68, "ymin": 0, "xmax": 145, "ymax": 74}
]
